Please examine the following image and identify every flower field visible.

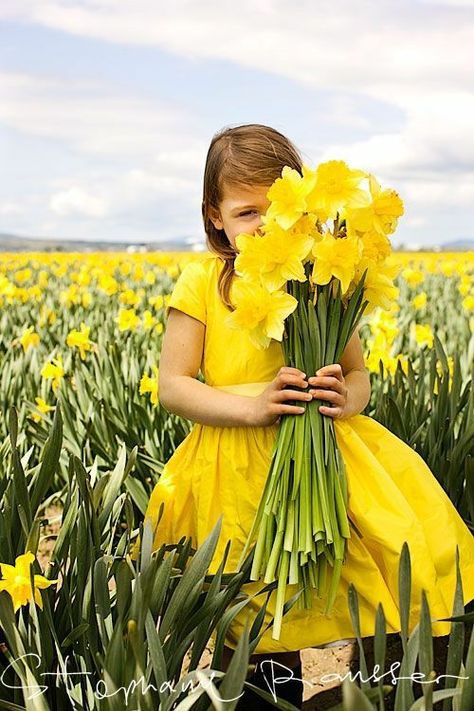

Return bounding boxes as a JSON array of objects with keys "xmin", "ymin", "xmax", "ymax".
[{"xmin": 0, "ymin": 249, "xmax": 473, "ymax": 710}]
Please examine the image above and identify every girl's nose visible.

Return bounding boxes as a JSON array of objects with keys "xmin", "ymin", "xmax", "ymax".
[{"xmin": 254, "ymin": 218, "xmax": 264, "ymax": 237}]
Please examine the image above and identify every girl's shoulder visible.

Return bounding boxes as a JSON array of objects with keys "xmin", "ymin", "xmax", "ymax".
[{"xmin": 183, "ymin": 252, "xmax": 223, "ymax": 281}]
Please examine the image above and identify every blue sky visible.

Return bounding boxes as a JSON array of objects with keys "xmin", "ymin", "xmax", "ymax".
[{"xmin": 1, "ymin": 0, "xmax": 473, "ymax": 249}]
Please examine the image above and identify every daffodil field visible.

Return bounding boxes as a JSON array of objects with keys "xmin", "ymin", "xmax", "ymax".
[{"xmin": 0, "ymin": 249, "xmax": 473, "ymax": 710}]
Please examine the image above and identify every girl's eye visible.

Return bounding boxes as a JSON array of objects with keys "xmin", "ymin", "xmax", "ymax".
[{"xmin": 240, "ymin": 210, "xmax": 258, "ymax": 216}]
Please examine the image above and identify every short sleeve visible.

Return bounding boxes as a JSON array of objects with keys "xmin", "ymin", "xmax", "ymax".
[{"xmin": 165, "ymin": 260, "xmax": 208, "ymax": 325}]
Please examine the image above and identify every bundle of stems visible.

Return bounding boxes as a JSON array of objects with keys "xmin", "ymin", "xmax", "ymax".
[{"xmin": 238, "ymin": 261, "xmax": 369, "ymax": 640}]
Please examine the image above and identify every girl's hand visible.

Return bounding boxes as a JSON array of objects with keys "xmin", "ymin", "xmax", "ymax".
[
  {"xmin": 250, "ymin": 366, "xmax": 312, "ymax": 427},
  {"xmin": 308, "ymin": 363, "xmax": 348, "ymax": 419}
]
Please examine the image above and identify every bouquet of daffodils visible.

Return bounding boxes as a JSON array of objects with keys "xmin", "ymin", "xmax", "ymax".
[{"xmin": 228, "ymin": 160, "xmax": 404, "ymax": 640}]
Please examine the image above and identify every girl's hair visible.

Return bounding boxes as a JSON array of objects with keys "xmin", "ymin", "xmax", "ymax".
[{"xmin": 201, "ymin": 123, "xmax": 304, "ymax": 310}]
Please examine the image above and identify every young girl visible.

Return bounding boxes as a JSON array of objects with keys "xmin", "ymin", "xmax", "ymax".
[{"xmin": 139, "ymin": 124, "xmax": 474, "ymax": 709}]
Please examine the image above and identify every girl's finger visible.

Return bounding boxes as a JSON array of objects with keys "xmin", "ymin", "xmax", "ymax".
[
  {"xmin": 319, "ymin": 404, "xmax": 342, "ymax": 418},
  {"xmin": 308, "ymin": 376, "xmax": 345, "ymax": 392},
  {"xmin": 316, "ymin": 364, "xmax": 343, "ymax": 377},
  {"xmin": 275, "ymin": 389, "xmax": 313, "ymax": 403},
  {"xmin": 310, "ymin": 389, "xmax": 342, "ymax": 403},
  {"xmin": 277, "ymin": 403, "xmax": 307, "ymax": 415}
]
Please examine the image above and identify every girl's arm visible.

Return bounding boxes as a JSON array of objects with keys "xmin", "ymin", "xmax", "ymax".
[
  {"xmin": 158, "ymin": 309, "xmax": 254, "ymax": 427},
  {"xmin": 307, "ymin": 326, "xmax": 371, "ymax": 419},
  {"xmin": 159, "ymin": 308, "xmax": 311, "ymax": 428}
]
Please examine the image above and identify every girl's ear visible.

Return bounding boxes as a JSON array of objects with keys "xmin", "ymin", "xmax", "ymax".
[{"xmin": 208, "ymin": 206, "xmax": 224, "ymax": 231}]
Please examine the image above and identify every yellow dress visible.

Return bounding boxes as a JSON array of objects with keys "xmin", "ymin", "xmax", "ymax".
[{"xmin": 141, "ymin": 253, "xmax": 474, "ymax": 654}]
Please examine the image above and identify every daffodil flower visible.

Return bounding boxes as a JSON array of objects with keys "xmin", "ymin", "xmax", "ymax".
[{"xmin": 0, "ymin": 552, "xmax": 58, "ymax": 613}]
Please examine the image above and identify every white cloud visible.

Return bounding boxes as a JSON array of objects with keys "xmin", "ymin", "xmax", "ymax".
[
  {"xmin": 49, "ymin": 186, "xmax": 108, "ymax": 217},
  {"xmin": 1, "ymin": 0, "xmax": 473, "ymax": 242},
  {"xmin": 0, "ymin": 70, "xmax": 191, "ymax": 157}
]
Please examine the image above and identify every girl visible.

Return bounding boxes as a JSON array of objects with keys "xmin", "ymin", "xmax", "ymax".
[{"xmin": 138, "ymin": 124, "xmax": 474, "ymax": 709}]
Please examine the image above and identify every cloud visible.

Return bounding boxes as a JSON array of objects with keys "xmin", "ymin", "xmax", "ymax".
[
  {"xmin": 0, "ymin": 70, "xmax": 192, "ymax": 158},
  {"xmin": 1, "ymin": 0, "xmax": 473, "ymax": 242},
  {"xmin": 49, "ymin": 186, "xmax": 108, "ymax": 217},
  {"xmin": 2, "ymin": 2, "xmax": 473, "ymax": 178}
]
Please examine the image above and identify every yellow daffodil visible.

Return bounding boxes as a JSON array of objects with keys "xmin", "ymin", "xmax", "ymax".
[
  {"xmin": 116, "ymin": 308, "xmax": 140, "ymax": 332},
  {"xmin": 353, "ymin": 258, "xmax": 400, "ymax": 313},
  {"xmin": 142, "ymin": 310, "xmax": 156, "ymax": 330},
  {"xmin": 19, "ymin": 326, "xmax": 40, "ymax": 352},
  {"xmin": 311, "ymin": 232, "xmax": 363, "ymax": 295},
  {"xmin": 402, "ymin": 268, "xmax": 424, "ymax": 288},
  {"xmin": 0, "ymin": 552, "xmax": 58, "ymax": 613},
  {"xmin": 368, "ymin": 309, "xmax": 399, "ymax": 345},
  {"xmin": 119, "ymin": 288, "xmax": 141, "ymax": 307},
  {"xmin": 458, "ymin": 276, "xmax": 471, "ymax": 297},
  {"xmin": 30, "ymin": 397, "xmax": 55, "ymax": 423},
  {"xmin": 139, "ymin": 366, "xmax": 159, "ymax": 406},
  {"xmin": 149, "ymin": 294, "xmax": 167, "ymax": 310},
  {"xmin": 412, "ymin": 292, "xmax": 427, "ymax": 310},
  {"xmin": 41, "ymin": 354, "xmax": 64, "ymax": 392},
  {"xmin": 265, "ymin": 165, "xmax": 316, "ymax": 230},
  {"xmin": 235, "ymin": 225, "xmax": 314, "ymax": 292},
  {"xmin": 345, "ymin": 175, "xmax": 404, "ymax": 236},
  {"xmin": 462, "ymin": 294, "xmax": 474, "ymax": 311},
  {"xmin": 356, "ymin": 230, "xmax": 392, "ymax": 263},
  {"xmin": 66, "ymin": 322, "xmax": 93, "ymax": 360},
  {"xmin": 98, "ymin": 274, "xmax": 119, "ymax": 296},
  {"xmin": 226, "ymin": 276, "xmax": 298, "ymax": 350},
  {"xmin": 365, "ymin": 347, "xmax": 408, "ymax": 376},
  {"xmin": 305, "ymin": 160, "xmax": 368, "ymax": 220},
  {"xmin": 411, "ymin": 323, "xmax": 434, "ymax": 349},
  {"xmin": 39, "ymin": 306, "xmax": 56, "ymax": 327}
]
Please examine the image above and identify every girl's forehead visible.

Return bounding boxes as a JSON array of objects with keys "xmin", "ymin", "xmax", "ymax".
[{"xmin": 220, "ymin": 183, "xmax": 271, "ymax": 208}]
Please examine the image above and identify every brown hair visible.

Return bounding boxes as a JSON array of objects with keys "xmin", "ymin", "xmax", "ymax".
[{"xmin": 201, "ymin": 123, "xmax": 304, "ymax": 310}]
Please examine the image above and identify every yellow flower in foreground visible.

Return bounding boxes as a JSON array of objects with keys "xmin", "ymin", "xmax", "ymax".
[
  {"xmin": 305, "ymin": 160, "xmax": 368, "ymax": 220},
  {"xmin": 265, "ymin": 165, "xmax": 316, "ymax": 230},
  {"xmin": 66, "ymin": 322, "xmax": 93, "ymax": 360},
  {"xmin": 311, "ymin": 232, "xmax": 363, "ymax": 295},
  {"xmin": 345, "ymin": 174, "xmax": 404, "ymax": 236},
  {"xmin": 226, "ymin": 277, "xmax": 298, "ymax": 350},
  {"xmin": 19, "ymin": 326, "xmax": 40, "ymax": 352},
  {"xmin": 139, "ymin": 366, "xmax": 159, "ymax": 406},
  {"xmin": 0, "ymin": 552, "xmax": 57, "ymax": 612},
  {"xmin": 411, "ymin": 323, "xmax": 434, "ymax": 349},
  {"xmin": 358, "ymin": 230, "xmax": 392, "ymax": 263},
  {"xmin": 30, "ymin": 397, "xmax": 55, "ymax": 423},
  {"xmin": 354, "ymin": 258, "xmax": 399, "ymax": 313},
  {"xmin": 235, "ymin": 225, "xmax": 313, "ymax": 292},
  {"xmin": 41, "ymin": 354, "xmax": 64, "ymax": 392},
  {"xmin": 116, "ymin": 308, "xmax": 141, "ymax": 332},
  {"xmin": 412, "ymin": 292, "xmax": 427, "ymax": 310}
]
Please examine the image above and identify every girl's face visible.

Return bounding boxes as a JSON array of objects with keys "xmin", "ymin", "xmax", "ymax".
[{"xmin": 209, "ymin": 183, "xmax": 272, "ymax": 250}]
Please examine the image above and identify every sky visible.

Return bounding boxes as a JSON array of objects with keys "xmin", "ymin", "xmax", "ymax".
[{"xmin": 1, "ymin": 0, "xmax": 473, "ymax": 249}]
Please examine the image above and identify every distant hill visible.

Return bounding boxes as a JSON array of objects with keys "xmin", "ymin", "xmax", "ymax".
[
  {"xmin": 0, "ymin": 232, "xmax": 472, "ymax": 253},
  {"xmin": 0, "ymin": 232, "xmax": 206, "ymax": 253},
  {"xmin": 437, "ymin": 238, "xmax": 474, "ymax": 251}
]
